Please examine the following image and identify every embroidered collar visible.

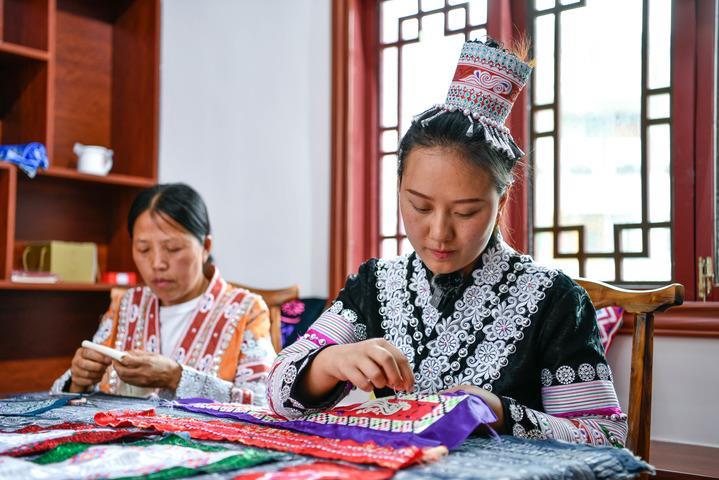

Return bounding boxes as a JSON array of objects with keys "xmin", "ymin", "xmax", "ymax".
[{"xmin": 375, "ymin": 232, "xmax": 557, "ymax": 393}]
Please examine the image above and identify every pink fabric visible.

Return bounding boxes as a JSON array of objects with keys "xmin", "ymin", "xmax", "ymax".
[
  {"xmin": 596, "ymin": 307, "xmax": 623, "ymax": 353},
  {"xmin": 552, "ymin": 407, "xmax": 624, "ymax": 419},
  {"xmin": 94, "ymin": 409, "xmax": 425, "ymax": 469}
]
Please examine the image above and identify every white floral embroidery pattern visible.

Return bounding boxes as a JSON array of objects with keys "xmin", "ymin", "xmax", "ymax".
[
  {"xmin": 376, "ymin": 239, "xmax": 558, "ymax": 393},
  {"xmin": 92, "ymin": 316, "xmax": 114, "ymax": 344},
  {"xmin": 597, "ymin": 363, "xmax": 611, "ymax": 381},
  {"xmin": 578, "ymin": 363, "xmax": 595, "ymax": 382},
  {"xmin": 555, "ymin": 366, "xmax": 576, "ymax": 385},
  {"xmin": 544, "ymin": 363, "xmax": 608, "ymax": 386},
  {"xmin": 540, "ymin": 368, "xmax": 553, "ymax": 387},
  {"xmin": 353, "ymin": 398, "xmax": 412, "ymax": 416},
  {"xmin": 510, "ymin": 403, "xmax": 524, "ymax": 421}
]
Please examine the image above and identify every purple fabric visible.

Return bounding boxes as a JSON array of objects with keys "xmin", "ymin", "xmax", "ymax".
[{"xmin": 176, "ymin": 392, "xmax": 496, "ymax": 450}]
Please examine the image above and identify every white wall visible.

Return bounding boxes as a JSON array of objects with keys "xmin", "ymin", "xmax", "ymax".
[
  {"xmin": 159, "ymin": 0, "xmax": 331, "ymax": 297},
  {"xmin": 607, "ymin": 335, "xmax": 719, "ymax": 447}
]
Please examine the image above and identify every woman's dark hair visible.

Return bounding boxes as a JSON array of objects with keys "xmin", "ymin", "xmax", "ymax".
[
  {"xmin": 398, "ymin": 110, "xmax": 517, "ymax": 196},
  {"xmin": 128, "ymin": 183, "xmax": 211, "ymax": 251}
]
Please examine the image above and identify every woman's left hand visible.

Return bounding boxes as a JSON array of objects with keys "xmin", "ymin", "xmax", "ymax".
[
  {"xmin": 113, "ymin": 350, "xmax": 182, "ymax": 390},
  {"xmin": 443, "ymin": 384, "xmax": 505, "ymax": 431}
]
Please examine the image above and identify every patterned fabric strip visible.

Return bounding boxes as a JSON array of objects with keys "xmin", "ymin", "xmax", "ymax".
[
  {"xmin": 29, "ymin": 435, "xmax": 276, "ymax": 480},
  {"xmin": 542, "ymin": 380, "xmax": 622, "ymax": 417},
  {"xmin": 304, "ymin": 311, "xmax": 357, "ymax": 346},
  {"xmin": 94, "ymin": 409, "xmax": 425, "ymax": 469},
  {"xmin": 175, "ymin": 392, "xmax": 496, "ymax": 449},
  {"xmin": 0, "ymin": 398, "xmax": 70, "ymax": 417},
  {"xmin": 233, "ymin": 461, "xmax": 395, "ymax": 480},
  {"xmin": 0, "ymin": 422, "xmax": 152, "ymax": 456},
  {"xmin": 503, "ymin": 397, "xmax": 627, "ymax": 447}
]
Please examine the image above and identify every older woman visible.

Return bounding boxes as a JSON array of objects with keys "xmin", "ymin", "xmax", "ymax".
[{"xmin": 51, "ymin": 183, "xmax": 275, "ymax": 404}]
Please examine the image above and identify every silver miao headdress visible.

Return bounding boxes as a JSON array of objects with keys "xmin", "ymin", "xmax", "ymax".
[{"xmin": 414, "ymin": 39, "xmax": 532, "ymax": 160}]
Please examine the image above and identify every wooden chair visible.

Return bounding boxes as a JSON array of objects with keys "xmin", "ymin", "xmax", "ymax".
[
  {"xmin": 574, "ymin": 278, "xmax": 684, "ymax": 461},
  {"xmin": 231, "ymin": 283, "xmax": 300, "ymax": 353}
]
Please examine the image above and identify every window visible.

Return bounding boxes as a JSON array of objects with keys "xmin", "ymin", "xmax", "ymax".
[{"xmin": 529, "ymin": 0, "xmax": 672, "ymax": 286}]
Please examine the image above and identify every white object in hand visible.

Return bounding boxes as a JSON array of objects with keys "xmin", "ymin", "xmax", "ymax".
[{"xmin": 81, "ymin": 340, "xmax": 126, "ymax": 362}]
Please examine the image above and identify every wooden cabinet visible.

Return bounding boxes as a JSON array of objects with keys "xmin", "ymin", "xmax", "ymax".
[{"xmin": 0, "ymin": 0, "xmax": 159, "ymax": 394}]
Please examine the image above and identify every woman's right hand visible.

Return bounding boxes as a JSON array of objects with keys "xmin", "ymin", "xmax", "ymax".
[
  {"xmin": 69, "ymin": 347, "xmax": 112, "ymax": 393},
  {"xmin": 317, "ymin": 339, "xmax": 415, "ymax": 393}
]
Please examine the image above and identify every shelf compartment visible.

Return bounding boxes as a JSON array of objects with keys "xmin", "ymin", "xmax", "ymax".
[
  {"xmin": 2, "ymin": 0, "xmax": 49, "ymax": 52},
  {"xmin": 0, "ymin": 288, "xmax": 108, "ymax": 360},
  {"xmin": 15, "ymin": 177, "xmax": 138, "ymax": 273},
  {"xmin": 53, "ymin": 0, "xmax": 159, "ymax": 179},
  {"xmin": 0, "ymin": 53, "xmax": 48, "ymax": 147}
]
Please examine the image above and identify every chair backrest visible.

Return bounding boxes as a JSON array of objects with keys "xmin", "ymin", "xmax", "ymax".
[
  {"xmin": 574, "ymin": 278, "xmax": 684, "ymax": 460},
  {"xmin": 231, "ymin": 283, "xmax": 300, "ymax": 353}
]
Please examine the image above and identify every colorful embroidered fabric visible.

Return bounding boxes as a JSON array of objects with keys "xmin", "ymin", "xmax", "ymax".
[
  {"xmin": 0, "ymin": 422, "xmax": 152, "ymax": 456},
  {"xmin": 0, "ymin": 435, "xmax": 276, "ymax": 480},
  {"xmin": 234, "ymin": 461, "xmax": 395, "ymax": 480},
  {"xmin": 0, "ymin": 397, "xmax": 69, "ymax": 416},
  {"xmin": 176, "ymin": 392, "xmax": 495, "ymax": 450},
  {"xmin": 596, "ymin": 306, "xmax": 624, "ymax": 353},
  {"xmin": 94, "ymin": 409, "xmax": 426, "ymax": 469}
]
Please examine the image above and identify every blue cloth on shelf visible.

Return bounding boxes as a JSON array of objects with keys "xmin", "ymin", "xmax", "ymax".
[{"xmin": 0, "ymin": 142, "xmax": 49, "ymax": 178}]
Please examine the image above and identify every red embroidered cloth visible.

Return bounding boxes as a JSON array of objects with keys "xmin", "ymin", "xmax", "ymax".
[
  {"xmin": 1, "ymin": 422, "xmax": 151, "ymax": 456},
  {"xmin": 233, "ymin": 461, "xmax": 395, "ymax": 480},
  {"xmin": 95, "ymin": 409, "xmax": 425, "ymax": 469}
]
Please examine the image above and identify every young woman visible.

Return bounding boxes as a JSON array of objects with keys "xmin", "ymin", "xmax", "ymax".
[
  {"xmin": 51, "ymin": 183, "xmax": 275, "ymax": 404},
  {"xmin": 267, "ymin": 40, "xmax": 627, "ymax": 446}
]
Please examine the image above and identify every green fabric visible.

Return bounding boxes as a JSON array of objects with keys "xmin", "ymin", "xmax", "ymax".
[
  {"xmin": 33, "ymin": 434, "xmax": 278, "ymax": 479},
  {"xmin": 34, "ymin": 435, "xmax": 228, "ymax": 464}
]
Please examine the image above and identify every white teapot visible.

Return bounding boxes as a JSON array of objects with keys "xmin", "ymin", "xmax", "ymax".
[{"xmin": 73, "ymin": 143, "xmax": 113, "ymax": 176}]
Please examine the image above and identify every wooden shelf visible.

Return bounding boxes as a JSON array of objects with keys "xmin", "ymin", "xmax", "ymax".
[
  {"xmin": 0, "ymin": 41, "xmax": 49, "ymax": 62},
  {"xmin": 0, "ymin": 0, "xmax": 160, "ymax": 395},
  {"xmin": 38, "ymin": 166, "xmax": 155, "ymax": 188},
  {"xmin": 0, "ymin": 280, "xmax": 121, "ymax": 292}
]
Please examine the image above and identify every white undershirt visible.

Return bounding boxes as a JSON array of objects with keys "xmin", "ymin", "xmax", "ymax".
[{"xmin": 159, "ymin": 295, "xmax": 202, "ymax": 356}]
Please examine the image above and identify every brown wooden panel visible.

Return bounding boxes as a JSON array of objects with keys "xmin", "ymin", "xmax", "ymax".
[
  {"xmin": 0, "ymin": 280, "xmax": 116, "ymax": 291},
  {"xmin": 111, "ymin": 0, "xmax": 159, "ymax": 178},
  {"xmin": 3, "ymin": 0, "xmax": 49, "ymax": 51},
  {"xmin": 619, "ymin": 302, "xmax": 719, "ymax": 338},
  {"xmin": 53, "ymin": 4, "xmax": 112, "ymax": 168},
  {"xmin": 40, "ymin": 166, "xmax": 155, "ymax": 187},
  {"xmin": 0, "ymin": 164, "xmax": 17, "ymax": 280},
  {"xmin": 0, "ymin": 289, "xmax": 108, "ymax": 361},
  {"xmin": 106, "ymin": 188, "xmax": 138, "ymax": 273},
  {"xmin": 0, "ymin": 356, "xmax": 72, "ymax": 395},
  {"xmin": 652, "ymin": 440, "xmax": 719, "ymax": 479}
]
